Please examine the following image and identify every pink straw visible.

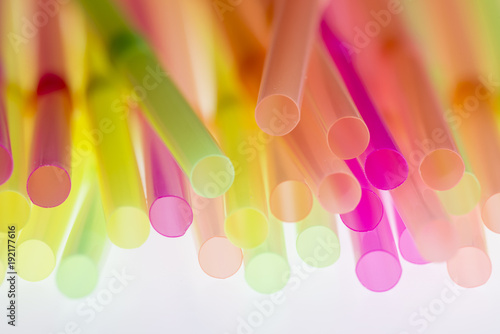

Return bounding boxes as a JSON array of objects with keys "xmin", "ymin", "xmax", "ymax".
[
  {"xmin": 320, "ymin": 20, "xmax": 408, "ymax": 190},
  {"xmin": 0, "ymin": 71, "xmax": 13, "ymax": 185}
]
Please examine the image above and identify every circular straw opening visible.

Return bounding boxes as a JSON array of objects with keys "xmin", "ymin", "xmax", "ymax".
[
  {"xmin": 18, "ymin": 240, "xmax": 55, "ymax": 282},
  {"xmin": 317, "ymin": 173, "xmax": 361, "ymax": 214},
  {"xmin": 340, "ymin": 188, "xmax": 383, "ymax": 232},
  {"xmin": 482, "ymin": 193, "xmax": 500, "ymax": 233},
  {"xmin": 0, "ymin": 144, "xmax": 13, "ymax": 185},
  {"xmin": 149, "ymin": 196, "xmax": 193, "ymax": 237},
  {"xmin": 198, "ymin": 236, "xmax": 243, "ymax": 279},
  {"xmin": 245, "ymin": 253, "xmax": 290, "ymax": 294},
  {"xmin": 328, "ymin": 117, "xmax": 370, "ymax": 160},
  {"xmin": 296, "ymin": 226, "xmax": 340, "ymax": 268},
  {"xmin": 399, "ymin": 229, "xmax": 428, "ymax": 265},
  {"xmin": 356, "ymin": 250, "xmax": 402, "ymax": 292},
  {"xmin": 447, "ymin": 247, "xmax": 491, "ymax": 288},
  {"xmin": 269, "ymin": 180, "xmax": 313, "ymax": 222},
  {"xmin": 107, "ymin": 207, "xmax": 150, "ymax": 249},
  {"xmin": 225, "ymin": 208, "xmax": 268, "ymax": 249},
  {"xmin": 414, "ymin": 219, "xmax": 459, "ymax": 262},
  {"xmin": 365, "ymin": 148, "xmax": 408, "ymax": 190},
  {"xmin": 191, "ymin": 155, "xmax": 235, "ymax": 198},
  {"xmin": 436, "ymin": 172, "xmax": 480, "ymax": 216},
  {"xmin": 255, "ymin": 94, "xmax": 300, "ymax": 136},
  {"xmin": 0, "ymin": 190, "xmax": 31, "ymax": 230},
  {"xmin": 27, "ymin": 165, "xmax": 71, "ymax": 208},
  {"xmin": 419, "ymin": 149, "xmax": 464, "ymax": 191},
  {"xmin": 56, "ymin": 255, "xmax": 99, "ymax": 298}
]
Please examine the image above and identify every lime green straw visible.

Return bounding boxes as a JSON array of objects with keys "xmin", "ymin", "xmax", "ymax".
[
  {"xmin": 296, "ymin": 199, "xmax": 340, "ymax": 268},
  {"xmin": 56, "ymin": 183, "xmax": 108, "ymax": 298},
  {"xmin": 244, "ymin": 215, "xmax": 290, "ymax": 294},
  {"xmin": 78, "ymin": 0, "xmax": 234, "ymax": 198}
]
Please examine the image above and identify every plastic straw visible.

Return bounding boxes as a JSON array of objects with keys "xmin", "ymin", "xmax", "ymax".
[
  {"xmin": 352, "ymin": 209, "xmax": 402, "ymax": 292},
  {"xmin": 255, "ymin": 0, "xmax": 323, "ymax": 135},
  {"xmin": 0, "ymin": 78, "xmax": 13, "ymax": 185},
  {"xmin": 340, "ymin": 159, "xmax": 384, "ymax": 232},
  {"xmin": 78, "ymin": 0, "xmax": 234, "ymax": 198},
  {"xmin": 446, "ymin": 207, "xmax": 492, "ymax": 288},
  {"xmin": 56, "ymin": 183, "xmax": 109, "ymax": 298},
  {"xmin": 296, "ymin": 199, "xmax": 340, "ymax": 268},
  {"xmin": 306, "ymin": 44, "xmax": 369, "ymax": 160},
  {"xmin": 266, "ymin": 138, "xmax": 313, "ymax": 222},
  {"xmin": 135, "ymin": 112, "xmax": 193, "ymax": 237},
  {"xmin": 86, "ymin": 77, "xmax": 150, "ymax": 249},
  {"xmin": 320, "ymin": 20, "xmax": 408, "ymax": 190},
  {"xmin": 244, "ymin": 215, "xmax": 290, "ymax": 294},
  {"xmin": 283, "ymin": 94, "xmax": 361, "ymax": 214},
  {"xmin": 0, "ymin": 85, "xmax": 31, "ymax": 231},
  {"xmin": 191, "ymin": 192, "xmax": 243, "ymax": 279}
]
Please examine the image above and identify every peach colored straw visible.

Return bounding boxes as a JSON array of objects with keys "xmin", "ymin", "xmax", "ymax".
[
  {"xmin": 265, "ymin": 138, "xmax": 313, "ymax": 222},
  {"xmin": 255, "ymin": 0, "xmax": 325, "ymax": 135},
  {"xmin": 283, "ymin": 93, "xmax": 361, "ymax": 214},
  {"xmin": 306, "ymin": 44, "xmax": 369, "ymax": 160},
  {"xmin": 191, "ymin": 191, "xmax": 243, "ymax": 279},
  {"xmin": 447, "ymin": 207, "xmax": 491, "ymax": 288}
]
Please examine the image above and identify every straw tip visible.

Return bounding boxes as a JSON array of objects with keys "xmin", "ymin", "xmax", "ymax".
[
  {"xmin": 328, "ymin": 117, "xmax": 370, "ymax": 160},
  {"xmin": 296, "ymin": 226, "xmax": 340, "ymax": 268},
  {"xmin": 0, "ymin": 144, "xmax": 13, "ymax": 186},
  {"xmin": 318, "ymin": 172, "xmax": 362, "ymax": 214},
  {"xmin": 27, "ymin": 165, "xmax": 71, "ymax": 208},
  {"xmin": 198, "ymin": 236, "xmax": 243, "ymax": 279},
  {"xmin": 420, "ymin": 149, "xmax": 464, "ymax": 191},
  {"xmin": 191, "ymin": 155, "xmax": 235, "ymax": 198},
  {"xmin": 0, "ymin": 190, "xmax": 32, "ymax": 230},
  {"xmin": 224, "ymin": 208, "xmax": 269, "ymax": 249},
  {"xmin": 57, "ymin": 255, "xmax": 99, "ymax": 298},
  {"xmin": 399, "ymin": 229, "xmax": 428, "ymax": 265},
  {"xmin": 149, "ymin": 196, "xmax": 193, "ymax": 238},
  {"xmin": 255, "ymin": 95, "xmax": 300, "ymax": 136},
  {"xmin": 270, "ymin": 180, "xmax": 313, "ymax": 222},
  {"xmin": 340, "ymin": 188, "xmax": 383, "ymax": 232},
  {"xmin": 365, "ymin": 149, "xmax": 408, "ymax": 190},
  {"xmin": 18, "ymin": 240, "xmax": 56, "ymax": 282},
  {"xmin": 447, "ymin": 247, "xmax": 492, "ymax": 288},
  {"xmin": 107, "ymin": 207, "xmax": 150, "ymax": 249},
  {"xmin": 245, "ymin": 252, "xmax": 290, "ymax": 294},
  {"xmin": 356, "ymin": 250, "xmax": 402, "ymax": 292}
]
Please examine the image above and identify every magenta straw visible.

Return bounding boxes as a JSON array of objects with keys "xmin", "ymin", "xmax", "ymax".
[
  {"xmin": 352, "ymin": 209, "xmax": 402, "ymax": 292},
  {"xmin": 0, "ymin": 65, "xmax": 13, "ymax": 186},
  {"xmin": 320, "ymin": 19, "xmax": 408, "ymax": 190},
  {"xmin": 340, "ymin": 159, "xmax": 383, "ymax": 231},
  {"xmin": 393, "ymin": 205, "xmax": 428, "ymax": 265},
  {"xmin": 140, "ymin": 114, "xmax": 193, "ymax": 237}
]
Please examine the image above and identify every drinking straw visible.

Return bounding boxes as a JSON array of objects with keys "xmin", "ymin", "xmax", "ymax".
[
  {"xmin": 255, "ymin": 0, "xmax": 324, "ymax": 136},
  {"xmin": 266, "ymin": 138, "xmax": 313, "ymax": 222},
  {"xmin": 391, "ymin": 202, "xmax": 428, "ymax": 265},
  {"xmin": 191, "ymin": 192, "xmax": 243, "ymax": 279},
  {"xmin": 306, "ymin": 44, "xmax": 369, "ymax": 160},
  {"xmin": 447, "ymin": 207, "xmax": 492, "ymax": 288},
  {"xmin": 244, "ymin": 215, "xmax": 290, "ymax": 294},
  {"xmin": 56, "ymin": 183, "xmax": 109, "ymax": 298},
  {"xmin": 320, "ymin": 20, "xmax": 408, "ymax": 190},
  {"xmin": 135, "ymin": 112, "xmax": 193, "ymax": 238},
  {"xmin": 0, "ymin": 85, "xmax": 31, "ymax": 231},
  {"xmin": 0, "ymin": 74, "xmax": 13, "ymax": 186},
  {"xmin": 435, "ymin": 171, "xmax": 480, "ymax": 216},
  {"xmin": 78, "ymin": 0, "xmax": 234, "ymax": 198},
  {"xmin": 351, "ymin": 209, "xmax": 402, "ymax": 292},
  {"xmin": 27, "ymin": 8, "xmax": 72, "ymax": 208},
  {"xmin": 216, "ymin": 107, "xmax": 269, "ymax": 249},
  {"xmin": 390, "ymin": 171, "xmax": 459, "ymax": 262},
  {"xmin": 283, "ymin": 94, "xmax": 361, "ymax": 214},
  {"xmin": 17, "ymin": 164, "xmax": 91, "ymax": 282},
  {"xmin": 340, "ymin": 159, "xmax": 383, "ymax": 232},
  {"xmin": 86, "ymin": 76, "xmax": 150, "ymax": 249},
  {"xmin": 296, "ymin": 199, "xmax": 340, "ymax": 268}
]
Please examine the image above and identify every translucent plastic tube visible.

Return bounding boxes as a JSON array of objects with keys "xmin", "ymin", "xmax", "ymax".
[
  {"xmin": 255, "ymin": 0, "xmax": 323, "ymax": 135},
  {"xmin": 78, "ymin": 0, "xmax": 234, "ymax": 198},
  {"xmin": 392, "ymin": 203, "xmax": 428, "ymax": 265},
  {"xmin": 191, "ymin": 192, "xmax": 243, "ymax": 279},
  {"xmin": 351, "ymin": 208, "xmax": 402, "ymax": 292},
  {"xmin": 86, "ymin": 77, "xmax": 150, "ymax": 249},
  {"xmin": 390, "ymin": 171, "xmax": 459, "ymax": 262},
  {"xmin": 56, "ymin": 183, "xmax": 109, "ymax": 298},
  {"xmin": 0, "ymin": 85, "xmax": 31, "ymax": 231},
  {"xmin": 0, "ymin": 80, "xmax": 13, "ymax": 186},
  {"xmin": 283, "ymin": 94, "xmax": 361, "ymax": 214},
  {"xmin": 447, "ymin": 207, "xmax": 492, "ymax": 288},
  {"xmin": 296, "ymin": 199, "xmax": 340, "ymax": 268},
  {"xmin": 320, "ymin": 21, "xmax": 408, "ymax": 190},
  {"xmin": 340, "ymin": 159, "xmax": 384, "ymax": 232},
  {"xmin": 137, "ymin": 113, "xmax": 193, "ymax": 238},
  {"xmin": 266, "ymin": 139, "xmax": 313, "ymax": 222},
  {"xmin": 306, "ymin": 45, "xmax": 369, "ymax": 160},
  {"xmin": 244, "ymin": 215, "xmax": 290, "ymax": 294}
]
